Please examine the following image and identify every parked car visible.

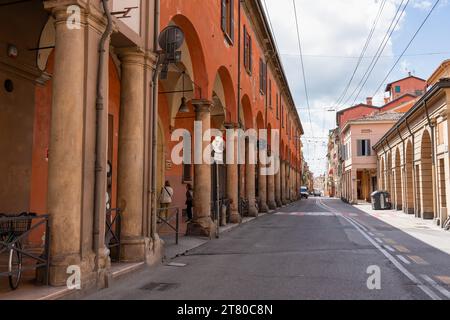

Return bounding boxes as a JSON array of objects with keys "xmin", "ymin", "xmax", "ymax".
[
  {"xmin": 313, "ymin": 189, "xmax": 322, "ymax": 197},
  {"xmin": 300, "ymin": 187, "xmax": 309, "ymax": 199}
]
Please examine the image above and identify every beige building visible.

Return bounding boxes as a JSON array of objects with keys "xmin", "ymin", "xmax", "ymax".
[
  {"xmin": 374, "ymin": 60, "xmax": 450, "ymax": 229},
  {"xmin": 340, "ymin": 112, "xmax": 403, "ymax": 204}
]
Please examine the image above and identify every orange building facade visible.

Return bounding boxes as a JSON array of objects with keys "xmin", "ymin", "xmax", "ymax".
[
  {"xmin": 0, "ymin": 0, "xmax": 303, "ymax": 293},
  {"xmin": 157, "ymin": 0, "xmax": 304, "ymax": 236}
]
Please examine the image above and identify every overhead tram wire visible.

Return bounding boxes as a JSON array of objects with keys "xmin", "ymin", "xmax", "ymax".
[
  {"xmin": 350, "ymin": 0, "xmax": 411, "ymax": 107},
  {"xmin": 332, "ymin": 0, "xmax": 387, "ymax": 109},
  {"xmin": 292, "ymin": 0, "xmax": 314, "ymax": 134},
  {"xmin": 338, "ymin": 0, "xmax": 408, "ymax": 109},
  {"xmin": 372, "ymin": 0, "xmax": 441, "ymax": 97}
]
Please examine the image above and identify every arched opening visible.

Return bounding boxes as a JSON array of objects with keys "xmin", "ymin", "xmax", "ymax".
[
  {"xmin": 210, "ymin": 71, "xmax": 229, "ymax": 218},
  {"xmin": 420, "ymin": 130, "xmax": 434, "ymax": 219},
  {"xmin": 405, "ymin": 140, "xmax": 414, "ymax": 214},
  {"xmin": 394, "ymin": 148, "xmax": 403, "ymax": 211},
  {"xmin": 157, "ymin": 14, "xmax": 208, "ymax": 234}
]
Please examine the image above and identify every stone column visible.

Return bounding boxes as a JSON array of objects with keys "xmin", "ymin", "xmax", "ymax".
[
  {"xmin": 246, "ymin": 138, "xmax": 259, "ymax": 217},
  {"xmin": 258, "ymin": 163, "xmax": 269, "ymax": 213},
  {"xmin": 187, "ymin": 100, "xmax": 215, "ymax": 237},
  {"xmin": 46, "ymin": 5, "xmax": 88, "ymax": 286},
  {"xmin": 281, "ymin": 161, "xmax": 287, "ymax": 205},
  {"xmin": 225, "ymin": 123, "xmax": 240, "ymax": 223},
  {"xmin": 351, "ymin": 169, "xmax": 358, "ymax": 204},
  {"xmin": 117, "ymin": 48, "xmax": 146, "ymax": 262},
  {"xmin": 267, "ymin": 152, "xmax": 277, "ymax": 210},
  {"xmin": 275, "ymin": 156, "xmax": 282, "ymax": 207}
]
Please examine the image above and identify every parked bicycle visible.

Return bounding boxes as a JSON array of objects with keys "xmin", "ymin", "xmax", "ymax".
[{"xmin": 0, "ymin": 212, "xmax": 35, "ymax": 290}]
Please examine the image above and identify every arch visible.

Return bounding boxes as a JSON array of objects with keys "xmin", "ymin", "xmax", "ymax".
[
  {"xmin": 170, "ymin": 14, "xmax": 209, "ymax": 97},
  {"xmin": 386, "ymin": 152, "xmax": 392, "ymax": 195},
  {"xmin": 216, "ymin": 66, "xmax": 237, "ymax": 123},
  {"xmin": 256, "ymin": 112, "xmax": 265, "ymax": 130},
  {"xmin": 405, "ymin": 140, "xmax": 414, "ymax": 214},
  {"xmin": 394, "ymin": 148, "xmax": 403, "ymax": 210},
  {"xmin": 420, "ymin": 130, "xmax": 434, "ymax": 219},
  {"xmin": 241, "ymin": 95, "xmax": 254, "ymax": 129}
]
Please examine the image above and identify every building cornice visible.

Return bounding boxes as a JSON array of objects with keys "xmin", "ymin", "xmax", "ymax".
[
  {"xmin": 243, "ymin": 0, "xmax": 304, "ymax": 135},
  {"xmin": 373, "ymin": 79, "xmax": 450, "ymax": 151}
]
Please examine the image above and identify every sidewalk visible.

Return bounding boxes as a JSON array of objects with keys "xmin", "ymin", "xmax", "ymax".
[
  {"xmin": 354, "ymin": 203, "xmax": 450, "ymax": 255},
  {"xmin": 0, "ymin": 213, "xmax": 270, "ymax": 300},
  {"xmin": 162, "ymin": 214, "xmax": 267, "ymax": 260}
]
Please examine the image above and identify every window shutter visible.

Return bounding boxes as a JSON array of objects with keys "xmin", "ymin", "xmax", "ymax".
[
  {"xmin": 264, "ymin": 62, "xmax": 268, "ymax": 94},
  {"xmin": 366, "ymin": 140, "xmax": 371, "ymax": 156},
  {"xmin": 243, "ymin": 26, "xmax": 247, "ymax": 70},
  {"xmin": 249, "ymin": 35, "xmax": 252, "ymax": 73},
  {"xmin": 230, "ymin": 0, "xmax": 235, "ymax": 42},
  {"xmin": 259, "ymin": 59, "xmax": 263, "ymax": 91},
  {"xmin": 357, "ymin": 140, "xmax": 362, "ymax": 157},
  {"xmin": 221, "ymin": 0, "xmax": 227, "ymax": 33}
]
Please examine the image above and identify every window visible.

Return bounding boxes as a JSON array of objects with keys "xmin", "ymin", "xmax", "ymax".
[
  {"xmin": 243, "ymin": 26, "xmax": 252, "ymax": 75},
  {"xmin": 221, "ymin": 0, "xmax": 234, "ymax": 44},
  {"xmin": 276, "ymin": 93, "xmax": 279, "ymax": 118},
  {"xmin": 357, "ymin": 139, "xmax": 371, "ymax": 157},
  {"xmin": 395, "ymin": 85, "xmax": 401, "ymax": 93},
  {"xmin": 269, "ymin": 80, "xmax": 272, "ymax": 108},
  {"xmin": 259, "ymin": 58, "xmax": 267, "ymax": 94}
]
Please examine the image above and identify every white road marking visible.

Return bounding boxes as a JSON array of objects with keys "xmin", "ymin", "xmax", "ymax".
[
  {"xmin": 421, "ymin": 275, "xmax": 450, "ymax": 299},
  {"xmin": 374, "ymin": 238, "xmax": 383, "ymax": 244},
  {"xmin": 397, "ymin": 255, "xmax": 411, "ymax": 265},
  {"xmin": 368, "ymin": 232, "xmax": 375, "ymax": 236},
  {"xmin": 317, "ymin": 199, "xmax": 442, "ymax": 301},
  {"xmin": 383, "ymin": 245, "xmax": 396, "ymax": 253}
]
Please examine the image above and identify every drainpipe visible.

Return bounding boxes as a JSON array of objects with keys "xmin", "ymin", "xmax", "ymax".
[
  {"xmin": 424, "ymin": 101, "xmax": 438, "ymax": 222},
  {"xmin": 94, "ymin": 0, "xmax": 113, "ymax": 271},
  {"xmin": 150, "ymin": 0, "xmax": 161, "ymax": 240}
]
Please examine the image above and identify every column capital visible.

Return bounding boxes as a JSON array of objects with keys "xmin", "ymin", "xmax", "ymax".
[
  {"xmin": 192, "ymin": 99, "xmax": 213, "ymax": 113},
  {"xmin": 44, "ymin": 0, "xmax": 107, "ymax": 33},
  {"xmin": 116, "ymin": 47, "xmax": 146, "ymax": 66}
]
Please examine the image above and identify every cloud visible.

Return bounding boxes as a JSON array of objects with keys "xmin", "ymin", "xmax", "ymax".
[{"xmin": 263, "ymin": 0, "xmax": 426, "ymax": 175}]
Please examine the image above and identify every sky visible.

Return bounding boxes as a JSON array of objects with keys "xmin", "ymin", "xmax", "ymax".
[{"xmin": 263, "ymin": 0, "xmax": 450, "ymax": 177}]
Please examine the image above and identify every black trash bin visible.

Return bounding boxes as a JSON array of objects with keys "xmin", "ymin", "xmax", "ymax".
[{"xmin": 371, "ymin": 191, "xmax": 392, "ymax": 210}]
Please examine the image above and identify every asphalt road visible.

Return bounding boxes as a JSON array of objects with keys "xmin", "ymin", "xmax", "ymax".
[{"xmin": 85, "ymin": 198, "xmax": 450, "ymax": 300}]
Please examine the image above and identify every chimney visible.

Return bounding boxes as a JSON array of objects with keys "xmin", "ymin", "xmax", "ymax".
[
  {"xmin": 366, "ymin": 97, "xmax": 373, "ymax": 106},
  {"xmin": 384, "ymin": 97, "xmax": 390, "ymax": 104}
]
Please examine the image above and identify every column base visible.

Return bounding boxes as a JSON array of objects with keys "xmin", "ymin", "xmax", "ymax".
[
  {"xmin": 259, "ymin": 202, "xmax": 269, "ymax": 213},
  {"xmin": 248, "ymin": 205, "xmax": 259, "ymax": 217},
  {"xmin": 120, "ymin": 236, "xmax": 164, "ymax": 265},
  {"xmin": 268, "ymin": 201, "xmax": 277, "ymax": 210},
  {"xmin": 186, "ymin": 217, "xmax": 216, "ymax": 237},
  {"xmin": 229, "ymin": 211, "xmax": 241, "ymax": 224},
  {"xmin": 276, "ymin": 199, "xmax": 282, "ymax": 208},
  {"xmin": 47, "ymin": 252, "xmax": 96, "ymax": 288}
]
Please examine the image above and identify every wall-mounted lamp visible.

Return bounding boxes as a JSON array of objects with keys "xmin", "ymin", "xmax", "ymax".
[{"xmin": 178, "ymin": 71, "xmax": 190, "ymax": 113}]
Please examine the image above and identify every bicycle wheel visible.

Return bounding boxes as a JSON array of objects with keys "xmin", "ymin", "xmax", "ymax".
[{"xmin": 8, "ymin": 242, "xmax": 22, "ymax": 290}]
